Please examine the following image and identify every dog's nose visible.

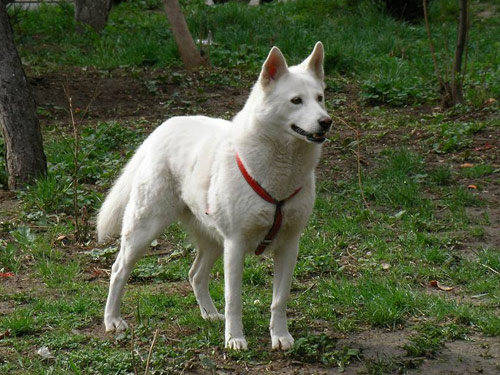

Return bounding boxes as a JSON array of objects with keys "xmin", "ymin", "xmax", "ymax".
[{"xmin": 318, "ymin": 116, "xmax": 332, "ymax": 130}]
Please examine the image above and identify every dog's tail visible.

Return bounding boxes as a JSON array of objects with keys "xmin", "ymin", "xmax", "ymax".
[{"xmin": 96, "ymin": 147, "xmax": 145, "ymax": 243}]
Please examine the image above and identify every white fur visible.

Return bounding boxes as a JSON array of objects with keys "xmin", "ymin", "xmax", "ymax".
[{"xmin": 98, "ymin": 42, "xmax": 330, "ymax": 351}]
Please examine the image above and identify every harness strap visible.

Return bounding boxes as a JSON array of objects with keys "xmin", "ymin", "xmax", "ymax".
[{"xmin": 235, "ymin": 153, "xmax": 301, "ymax": 255}]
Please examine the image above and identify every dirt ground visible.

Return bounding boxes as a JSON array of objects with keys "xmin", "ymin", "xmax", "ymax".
[{"xmin": 2, "ymin": 67, "xmax": 499, "ymax": 374}]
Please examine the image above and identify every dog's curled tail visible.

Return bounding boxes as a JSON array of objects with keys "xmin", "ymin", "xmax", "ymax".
[{"xmin": 96, "ymin": 147, "xmax": 145, "ymax": 243}]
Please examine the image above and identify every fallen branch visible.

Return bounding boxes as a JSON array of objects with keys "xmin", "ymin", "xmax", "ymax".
[
  {"xmin": 480, "ymin": 263, "xmax": 500, "ymax": 276},
  {"xmin": 131, "ymin": 327, "xmax": 138, "ymax": 375},
  {"xmin": 144, "ymin": 329, "xmax": 159, "ymax": 375}
]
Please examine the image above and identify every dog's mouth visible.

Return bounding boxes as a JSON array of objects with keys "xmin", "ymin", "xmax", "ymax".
[{"xmin": 291, "ymin": 124, "xmax": 326, "ymax": 144}]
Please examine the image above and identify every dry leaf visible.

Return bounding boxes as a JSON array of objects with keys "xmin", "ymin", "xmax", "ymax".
[
  {"xmin": 460, "ymin": 163, "xmax": 474, "ymax": 168},
  {"xmin": 56, "ymin": 235, "xmax": 67, "ymax": 241},
  {"xmin": 429, "ymin": 280, "xmax": 455, "ymax": 291},
  {"xmin": 0, "ymin": 330, "xmax": 10, "ymax": 340},
  {"xmin": 37, "ymin": 346, "xmax": 54, "ymax": 360}
]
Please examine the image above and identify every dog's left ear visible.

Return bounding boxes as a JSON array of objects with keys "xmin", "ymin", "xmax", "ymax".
[{"xmin": 301, "ymin": 41, "xmax": 324, "ymax": 81}]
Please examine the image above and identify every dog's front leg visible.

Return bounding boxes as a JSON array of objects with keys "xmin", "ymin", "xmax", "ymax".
[
  {"xmin": 224, "ymin": 238, "xmax": 247, "ymax": 350},
  {"xmin": 270, "ymin": 234, "xmax": 299, "ymax": 350}
]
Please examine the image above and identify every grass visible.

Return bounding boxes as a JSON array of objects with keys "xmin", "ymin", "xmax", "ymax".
[{"xmin": 0, "ymin": 0, "xmax": 499, "ymax": 373}]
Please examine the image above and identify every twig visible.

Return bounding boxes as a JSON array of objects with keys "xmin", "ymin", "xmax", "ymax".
[
  {"xmin": 63, "ymin": 87, "xmax": 81, "ymax": 242},
  {"xmin": 62, "ymin": 83, "xmax": 100, "ymax": 243},
  {"xmin": 131, "ymin": 327, "xmax": 138, "ymax": 375},
  {"xmin": 480, "ymin": 263, "xmax": 500, "ymax": 276},
  {"xmin": 333, "ymin": 114, "xmax": 370, "ymax": 211},
  {"xmin": 301, "ymin": 282, "xmax": 317, "ymax": 296},
  {"xmin": 144, "ymin": 329, "xmax": 159, "ymax": 375}
]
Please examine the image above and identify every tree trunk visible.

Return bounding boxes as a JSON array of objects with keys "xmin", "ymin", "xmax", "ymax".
[
  {"xmin": 163, "ymin": 0, "xmax": 205, "ymax": 69},
  {"xmin": 451, "ymin": 0, "xmax": 468, "ymax": 105},
  {"xmin": 0, "ymin": 3, "xmax": 46, "ymax": 190},
  {"xmin": 74, "ymin": 0, "xmax": 112, "ymax": 33}
]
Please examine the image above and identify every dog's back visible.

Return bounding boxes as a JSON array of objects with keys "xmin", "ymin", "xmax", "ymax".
[{"xmin": 97, "ymin": 115, "xmax": 231, "ymax": 242}]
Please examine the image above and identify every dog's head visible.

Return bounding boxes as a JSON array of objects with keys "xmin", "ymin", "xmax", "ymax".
[{"xmin": 255, "ymin": 42, "xmax": 332, "ymax": 144}]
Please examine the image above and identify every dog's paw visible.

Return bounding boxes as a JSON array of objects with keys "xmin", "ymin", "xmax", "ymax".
[
  {"xmin": 225, "ymin": 337, "xmax": 248, "ymax": 351},
  {"xmin": 104, "ymin": 317, "xmax": 129, "ymax": 332},
  {"xmin": 271, "ymin": 333, "xmax": 294, "ymax": 351},
  {"xmin": 202, "ymin": 311, "xmax": 225, "ymax": 321}
]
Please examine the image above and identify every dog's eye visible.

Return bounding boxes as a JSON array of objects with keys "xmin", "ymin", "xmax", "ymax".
[
  {"xmin": 317, "ymin": 95, "xmax": 323, "ymax": 102},
  {"xmin": 291, "ymin": 97, "xmax": 302, "ymax": 105}
]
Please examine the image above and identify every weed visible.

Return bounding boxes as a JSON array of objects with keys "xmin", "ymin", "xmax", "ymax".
[
  {"xmin": 404, "ymin": 324, "xmax": 466, "ymax": 357},
  {"xmin": 0, "ymin": 308, "xmax": 37, "ymax": 337},
  {"xmin": 288, "ymin": 333, "xmax": 360, "ymax": 368},
  {"xmin": 86, "ymin": 246, "xmax": 118, "ymax": 261},
  {"xmin": 429, "ymin": 165, "xmax": 453, "ymax": 185},
  {"xmin": 432, "ymin": 121, "xmax": 486, "ymax": 153},
  {"xmin": 364, "ymin": 357, "xmax": 423, "ymax": 374},
  {"xmin": 460, "ymin": 164, "xmax": 496, "ymax": 178},
  {"xmin": 37, "ymin": 259, "xmax": 82, "ymax": 288},
  {"xmin": 0, "ymin": 241, "xmax": 22, "ymax": 273}
]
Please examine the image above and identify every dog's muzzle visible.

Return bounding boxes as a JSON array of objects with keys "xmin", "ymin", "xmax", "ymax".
[{"xmin": 291, "ymin": 117, "xmax": 331, "ymax": 144}]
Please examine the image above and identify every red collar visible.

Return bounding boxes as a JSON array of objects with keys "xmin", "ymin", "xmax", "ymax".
[{"xmin": 235, "ymin": 153, "xmax": 301, "ymax": 255}]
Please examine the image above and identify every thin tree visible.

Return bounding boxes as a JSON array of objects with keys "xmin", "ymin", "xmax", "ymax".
[
  {"xmin": 163, "ymin": 0, "xmax": 205, "ymax": 69},
  {"xmin": 423, "ymin": 0, "xmax": 469, "ymax": 108},
  {"xmin": 0, "ymin": 2, "xmax": 46, "ymax": 190}
]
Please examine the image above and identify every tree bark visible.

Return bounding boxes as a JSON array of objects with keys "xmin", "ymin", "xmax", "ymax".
[
  {"xmin": 163, "ymin": 0, "xmax": 205, "ymax": 69},
  {"xmin": 451, "ymin": 0, "xmax": 468, "ymax": 105},
  {"xmin": 0, "ymin": 3, "xmax": 46, "ymax": 190},
  {"xmin": 74, "ymin": 0, "xmax": 112, "ymax": 33}
]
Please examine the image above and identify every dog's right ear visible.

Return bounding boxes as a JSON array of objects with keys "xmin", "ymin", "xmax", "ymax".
[{"xmin": 259, "ymin": 47, "xmax": 288, "ymax": 89}]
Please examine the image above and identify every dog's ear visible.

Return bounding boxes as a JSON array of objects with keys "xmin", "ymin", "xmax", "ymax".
[
  {"xmin": 260, "ymin": 47, "xmax": 288, "ymax": 88},
  {"xmin": 302, "ymin": 41, "xmax": 324, "ymax": 81}
]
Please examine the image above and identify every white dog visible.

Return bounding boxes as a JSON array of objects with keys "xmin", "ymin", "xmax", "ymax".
[{"xmin": 97, "ymin": 42, "xmax": 331, "ymax": 350}]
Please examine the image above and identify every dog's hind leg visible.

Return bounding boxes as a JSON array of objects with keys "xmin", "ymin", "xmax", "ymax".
[
  {"xmin": 104, "ymin": 189, "xmax": 176, "ymax": 332},
  {"xmin": 270, "ymin": 233, "xmax": 300, "ymax": 350},
  {"xmin": 189, "ymin": 230, "xmax": 224, "ymax": 321}
]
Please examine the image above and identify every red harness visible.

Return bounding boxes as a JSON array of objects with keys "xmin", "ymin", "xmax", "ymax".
[{"xmin": 235, "ymin": 153, "xmax": 302, "ymax": 255}]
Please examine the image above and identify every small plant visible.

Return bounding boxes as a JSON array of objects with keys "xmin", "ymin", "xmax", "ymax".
[
  {"xmin": 432, "ymin": 122, "xmax": 485, "ymax": 153},
  {"xmin": 361, "ymin": 77, "xmax": 433, "ymax": 106},
  {"xmin": 86, "ymin": 246, "xmax": 118, "ymax": 261},
  {"xmin": 288, "ymin": 333, "xmax": 360, "ymax": 368},
  {"xmin": 429, "ymin": 165, "xmax": 453, "ymax": 185},
  {"xmin": 0, "ymin": 241, "xmax": 22, "ymax": 273},
  {"xmin": 460, "ymin": 164, "xmax": 496, "ymax": 178},
  {"xmin": 404, "ymin": 324, "xmax": 466, "ymax": 358},
  {"xmin": 1, "ymin": 309, "xmax": 37, "ymax": 337}
]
